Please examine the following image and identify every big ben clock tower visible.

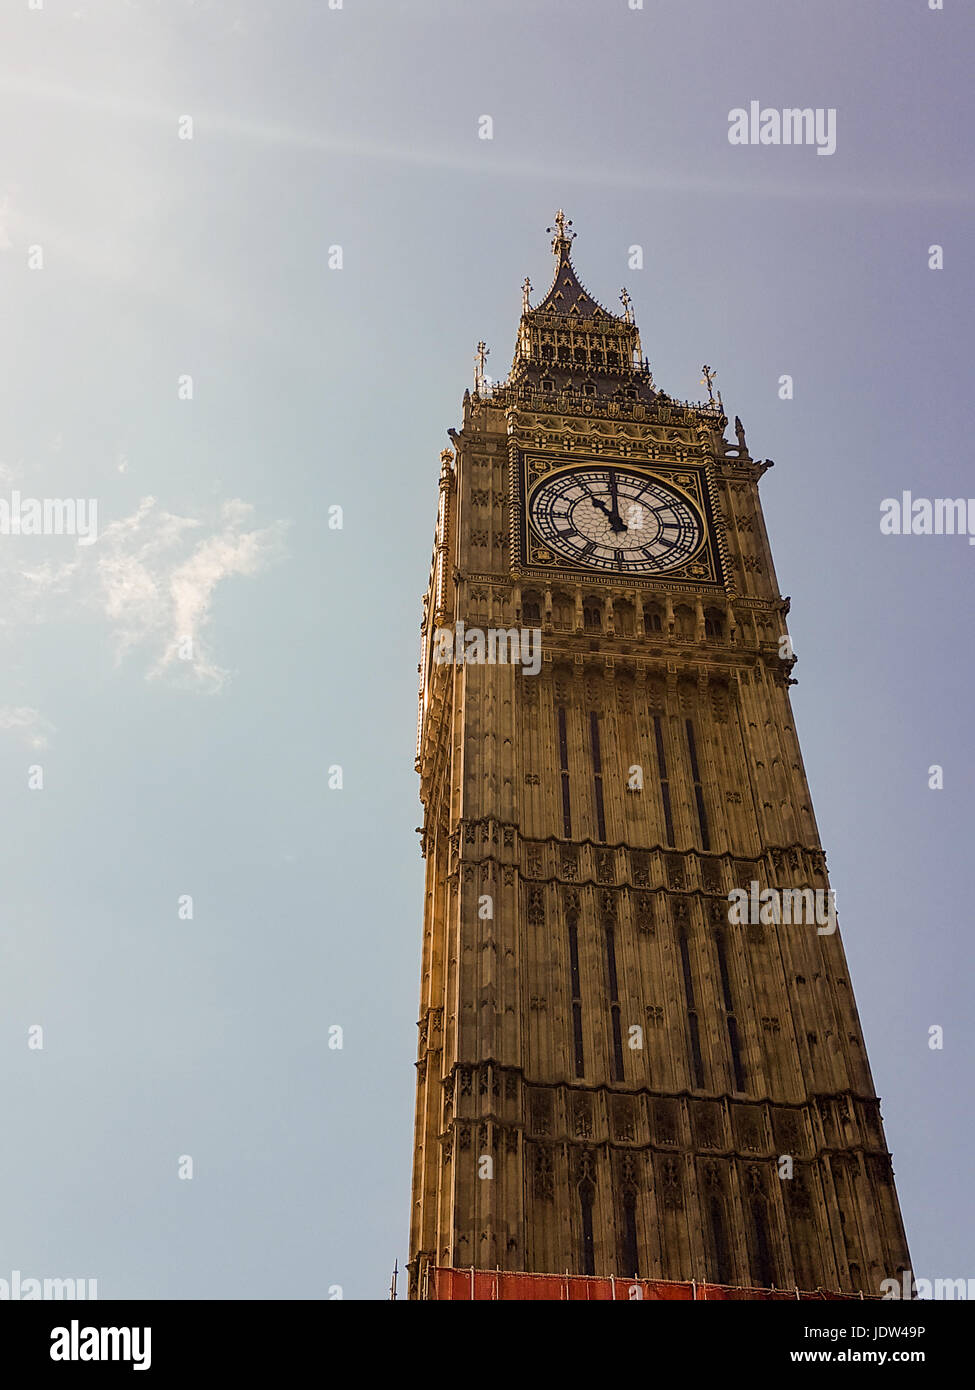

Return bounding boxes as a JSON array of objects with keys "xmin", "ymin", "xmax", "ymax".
[{"xmin": 408, "ymin": 215, "xmax": 911, "ymax": 1300}]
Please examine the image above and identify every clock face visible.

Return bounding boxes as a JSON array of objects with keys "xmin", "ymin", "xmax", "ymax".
[{"xmin": 528, "ymin": 466, "xmax": 705, "ymax": 575}]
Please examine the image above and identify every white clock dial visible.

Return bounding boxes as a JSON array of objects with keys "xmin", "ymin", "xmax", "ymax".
[{"xmin": 528, "ymin": 467, "xmax": 704, "ymax": 574}]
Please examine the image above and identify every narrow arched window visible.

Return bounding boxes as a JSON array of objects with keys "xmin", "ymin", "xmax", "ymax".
[
  {"xmin": 579, "ymin": 1181, "xmax": 596, "ymax": 1275},
  {"xmin": 710, "ymin": 1196, "xmax": 733, "ymax": 1285},
  {"xmin": 620, "ymin": 1190, "xmax": 639, "ymax": 1278},
  {"xmin": 751, "ymin": 1199, "xmax": 776, "ymax": 1291}
]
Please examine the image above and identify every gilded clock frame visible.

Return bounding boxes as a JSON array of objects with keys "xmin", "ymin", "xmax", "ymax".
[{"xmin": 513, "ymin": 449, "xmax": 725, "ymax": 587}]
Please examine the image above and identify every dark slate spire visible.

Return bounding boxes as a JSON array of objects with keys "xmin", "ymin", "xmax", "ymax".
[{"xmin": 530, "ymin": 210, "xmax": 620, "ymax": 321}]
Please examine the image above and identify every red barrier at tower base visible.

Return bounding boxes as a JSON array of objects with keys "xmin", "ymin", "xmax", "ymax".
[{"xmin": 425, "ymin": 1267, "xmax": 879, "ymax": 1302}]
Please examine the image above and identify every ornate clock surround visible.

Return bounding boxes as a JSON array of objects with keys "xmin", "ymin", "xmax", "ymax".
[{"xmin": 512, "ymin": 446, "xmax": 727, "ymax": 589}]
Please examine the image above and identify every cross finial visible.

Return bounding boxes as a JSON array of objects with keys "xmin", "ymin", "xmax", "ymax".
[
  {"xmin": 619, "ymin": 287, "xmax": 633, "ymax": 323},
  {"xmin": 522, "ymin": 276, "xmax": 532, "ymax": 313},
  {"xmin": 547, "ymin": 209, "xmax": 575, "ymax": 253}
]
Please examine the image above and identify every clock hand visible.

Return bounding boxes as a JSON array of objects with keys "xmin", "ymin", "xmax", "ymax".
[
  {"xmin": 588, "ymin": 492, "xmax": 628, "ymax": 533},
  {"xmin": 605, "ymin": 470, "xmax": 629, "ymax": 531}
]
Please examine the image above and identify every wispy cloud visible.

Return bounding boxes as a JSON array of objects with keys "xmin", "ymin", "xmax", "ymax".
[
  {"xmin": 1, "ymin": 495, "xmax": 288, "ymax": 691},
  {"xmin": 0, "ymin": 705, "xmax": 54, "ymax": 749}
]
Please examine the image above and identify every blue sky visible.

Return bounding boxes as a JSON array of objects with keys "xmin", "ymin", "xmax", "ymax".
[{"xmin": 0, "ymin": 0, "xmax": 972, "ymax": 1297}]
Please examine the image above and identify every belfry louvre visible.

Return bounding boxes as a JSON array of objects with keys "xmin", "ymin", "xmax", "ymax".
[{"xmin": 408, "ymin": 215, "xmax": 911, "ymax": 1301}]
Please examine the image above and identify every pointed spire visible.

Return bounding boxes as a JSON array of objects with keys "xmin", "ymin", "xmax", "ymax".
[
  {"xmin": 531, "ymin": 212, "xmax": 616, "ymax": 320},
  {"xmin": 474, "ymin": 340, "xmax": 490, "ymax": 394},
  {"xmin": 734, "ymin": 415, "xmax": 750, "ymax": 458}
]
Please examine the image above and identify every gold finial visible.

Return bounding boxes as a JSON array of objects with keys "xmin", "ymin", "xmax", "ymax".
[
  {"xmin": 700, "ymin": 364, "xmax": 717, "ymax": 405},
  {"xmin": 522, "ymin": 276, "xmax": 532, "ymax": 313},
  {"xmin": 546, "ymin": 209, "xmax": 575, "ymax": 253},
  {"xmin": 619, "ymin": 287, "xmax": 633, "ymax": 324},
  {"xmin": 474, "ymin": 340, "xmax": 490, "ymax": 393}
]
